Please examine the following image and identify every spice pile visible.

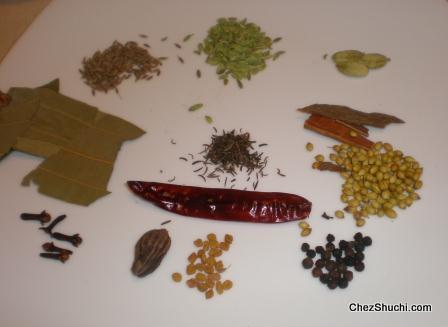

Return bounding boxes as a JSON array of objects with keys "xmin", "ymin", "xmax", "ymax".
[
  {"xmin": 181, "ymin": 129, "xmax": 268, "ymax": 190},
  {"xmin": 196, "ymin": 17, "xmax": 284, "ymax": 87},
  {"xmin": 21, "ymin": 210, "xmax": 82, "ymax": 263},
  {"xmin": 311, "ymin": 142, "xmax": 422, "ymax": 226},
  {"xmin": 80, "ymin": 41, "xmax": 162, "ymax": 94},
  {"xmin": 301, "ymin": 233, "xmax": 372, "ymax": 290},
  {"xmin": 172, "ymin": 233, "xmax": 234, "ymax": 299}
]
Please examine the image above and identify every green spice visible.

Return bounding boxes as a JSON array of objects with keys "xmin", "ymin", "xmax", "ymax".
[
  {"xmin": 331, "ymin": 50, "xmax": 390, "ymax": 78},
  {"xmin": 205, "ymin": 115, "xmax": 213, "ymax": 124},
  {"xmin": 272, "ymin": 51, "xmax": 285, "ymax": 61},
  {"xmin": 188, "ymin": 103, "xmax": 204, "ymax": 112},
  {"xmin": 197, "ymin": 17, "xmax": 282, "ymax": 85},
  {"xmin": 272, "ymin": 37, "xmax": 282, "ymax": 43},
  {"xmin": 183, "ymin": 34, "xmax": 194, "ymax": 42},
  {"xmin": 80, "ymin": 41, "xmax": 162, "ymax": 94}
]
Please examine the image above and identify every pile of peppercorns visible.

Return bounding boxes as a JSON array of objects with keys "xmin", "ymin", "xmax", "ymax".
[{"xmin": 301, "ymin": 232, "xmax": 372, "ymax": 290}]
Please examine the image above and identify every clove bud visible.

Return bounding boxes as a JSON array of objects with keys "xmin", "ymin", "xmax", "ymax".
[
  {"xmin": 20, "ymin": 211, "xmax": 51, "ymax": 225},
  {"xmin": 42, "ymin": 242, "xmax": 73, "ymax": 255},
  {"xmin": 40, "ymin": 214, "xmax": 66, "ymax": 234},
  {"xmin": 40, "ymin": 252, "xmax": 70, "ymax": 263},
  {"xmin": 51, "ymin": 232, "xmax": 82, "ymax": 247}
]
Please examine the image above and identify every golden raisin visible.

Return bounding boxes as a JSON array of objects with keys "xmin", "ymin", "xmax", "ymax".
[
  {"xmin": 224, "ymin": 234, "xmax": 233, "ymax": 244},
  {"xmin": 193, "ymin": 238, "xmax": 203, "ymax": 247},
  {"xmin": 219, "ymin": 242, "xmax": 230, "ymax": 251},
  {"xmin": 209, "ymin": 248, "xmax": 223, "ymax": 257},
  {"xmin": 172, "ymin": 272, "xmax": 182, "ymax": 282},
  {"xmin": 186, "ymin": 278, "xmax": 197, "ymax": 288},
  {"xmin": 197, "ymin": 282, "xmax": 208, "ymax": 292},
  {"xmin": 195, "ymin": 263, "xmax": 204, "ymax": 272},
  {"xmin": 207, "ymin": 233, "xmax": 217, "ymax": 241},
  {"xmin": 202, "ymin": 240, "xmax": 210, "ymax": 251},
  {"xmin": 188, "ymin": 252, "xmax": 197, "ymax": 263},
  {"xmin": 216, "ymin": 281, "xmax": 224, "ymax": 294},
  {"xmin": 208, "ymin": 273, "xmax": 221, "ymax": 281},
  {"xmin": 195, "ymin": 272, "xmax": 206, "ymax": 282},
  {"xmin": 186, "ymin": 264, "xmax": 196, "ymax": 275},
  {"xmin": 205, "ymin": 256, "xmax": 216, "ymax": 266},
  {"xmin": 205, "ymin": 289, "xmax": 214, "ymax": 299},
  {"xmin": 222, "ymin": 280, "xmax": 233, "ymax": 290},
  {"xmin": 209, "ymin": 240, "xmax": 219, "ymax": 248},
  {"xmin": 204, "ymin": 264, "xmax": 215, "ymax": 274}
]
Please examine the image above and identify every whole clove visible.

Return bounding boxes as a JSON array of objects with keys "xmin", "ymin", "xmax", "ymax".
[
  {"xmin": 20, "ymin": 211, "xmax": 51, "ymax": 225},
  {"xmin": 40, "ymin": 252, "xmax": 70, "ymax": 263},
  {"xmin": 42, "ymin": 242, "xmax": 73, "ymax": 255},
  {"xmin": 40, "ymin": 214, "xmax": 66, "ymax": 234},
  {"xmin": 51, "ymin": 232, "xmax": 83, "ymax": 247}
]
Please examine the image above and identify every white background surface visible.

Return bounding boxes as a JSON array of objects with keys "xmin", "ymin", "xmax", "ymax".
[{"xmin": 1, "ymin": 0, "xmax": 447, "ymax": 326}]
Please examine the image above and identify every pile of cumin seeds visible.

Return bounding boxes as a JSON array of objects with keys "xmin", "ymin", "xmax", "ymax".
[
  {"xmin": 80, "ymin": 41, "xmax": 162, "ymax": 95},
  {"xmin": 181, "ymin": 129, "xmax": 269, "ymax": 190}
]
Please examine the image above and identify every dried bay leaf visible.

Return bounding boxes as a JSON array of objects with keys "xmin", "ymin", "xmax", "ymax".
[
  {"xmin": 298, "ymin": 104, "xmax": 404, "ymax": 128},
  {"xmin": 1, "ymin": 80, "xmax": 145, "ymax": 205}
]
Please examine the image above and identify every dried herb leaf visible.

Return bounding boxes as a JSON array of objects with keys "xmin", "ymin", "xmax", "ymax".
[
  {"xmin": 1, "ymin": 82, "xmax": 144, "ymax": 205},
  {"xmin": 272, "ymin": 37, "xmax": 282, "ymax": 43},
  {"xmin": 188, "ymin": 103, "xmax": 204, "ymax": 112},
  {"xmin": 298, "ymin": 104, "xmax": 404, "ymax": 128},
  {"xmin": 273, "ymin": 50, "xmax": 285, "ymax": 61},
  {"xmin": 205, "ymin": 115, "xmax": 213, "ymax": 124}
]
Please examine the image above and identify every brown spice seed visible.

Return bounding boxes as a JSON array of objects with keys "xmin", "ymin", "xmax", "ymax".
[
  {"xmin": 188, "ymin": 252, "xmax": 197, "ymax": 263},
  {"xmin": 222, "ymin": 280, "xmax": 233, "ymax": 290},
  {"xmin": 205, "ymin": 289, "xmax": 214, "ymax": 299},
  {"xmin": 172, "ymin": 272, "xmax": 182, "ymax": 282},
  {"xmin": 186, "ymin": 278, "xmax": 197, "ymax": 288},
  {"xmin": 216, "ymin": 281, "xmax": 224, "ymax": 294},
  {"xmin": 224, "ymin": 234, "xmax": 233, "ymax": 244},
  {"xmin": 207, "ymin": 233, "xmax": 217, "ymax": 241},
  {"xmin": 197, "ymin": 283, "xmax": 208, "ymax": 292},
  {"xmin": 220, "ymin": 242, "xmax": 230, "ymax": 251},
  {"xmin": 186, "ymin": 264, "xmax": 196, "ymax": 275}
]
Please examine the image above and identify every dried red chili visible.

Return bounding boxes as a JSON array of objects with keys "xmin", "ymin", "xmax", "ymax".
[{"xmin": 127, "ymin": 181, "xmax": 312, "ymax": 223}]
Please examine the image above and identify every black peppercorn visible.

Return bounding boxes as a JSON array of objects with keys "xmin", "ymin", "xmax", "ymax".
[
  {"xmin": 319, "ymin": 274, "xmax": 329, "ymax": 284},
  {"xmin": 355, "ymin": 252, "xmax": 365, "ymax": 261},
  {"xmin": 339, "ymin": 240, "xmax": 348, "ymax": 249},
  {"xmin": 301, "ymin": 243, "xmax": 310, "ymax": 252},
  {"xmin": 326, "ymin": 234, "xmax": 335, "ymax": 243},
  {"xmin": 332, "ymin": 248, "xmax": 342, "ymax": 258},
  {"xmin": 344, "ymin": 270, "xmax": 354, "ymax": 281},
  {"xmin": 302, "ymin": 257, "xmax": 314, "ymax": 269},
  {"xmin": 338, "ymin": 278, "xmax": 349, "ymax": 289},
  {"xmin": 325, "ymin": 260, "xmax": 337, "ymax": 272},
  {"xmin": 354, "ymin": 243, "xmax": 365, "ymax": 253},
  {"xmin": 354, "ymin": 232, "xmax": 363, "ymax": 242},
  {"xmin": 306, "ymin": 249, "xmax": 316, "ymax": 259},
  {"xmin": 337, "ymin": 263, "xmax": 347, "ymax": 272},
  {"xmin": 327, "ymin": 280, "xmax": 338, "ymax": 290},
  {"xmin": 315, "ymin": 246, "xmax": 325, "ymax": 254},
  {"xmin": 354, "ymin": 261, "xmax": 365, "ymax": 272},
  {"xmin": 362, "ymin": 236, "xmax": 372, "ymax": 246},
  {"xmin": 315, "ymin": 259, "xmax": 325, "ymax": 268},
  {"xmin": 312, "ymin": 267, "xmax": 323, "ymax": 278},
  {"xmin": 344, "ymin": 256, "xmax": 355, "ymax": 267},
  {"xmin": 325, "ymin": 242, "xmax": 335, "ymax": 251},
  {"xmin": 321, "ymin": 250, "xmax": 332, "ymax": 260},
  {"xmin": 330, "ymin": 270, "xmax": 340, "ymax": 279}
]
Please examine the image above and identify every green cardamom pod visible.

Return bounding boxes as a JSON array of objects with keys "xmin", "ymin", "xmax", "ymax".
[
  {"xmin": 332, "ymin": 50, "xmax": 364, "ymax": 64},
  {"xmin": 336, "ymin": 61, "xmax": 369, "ymax": 77},
  {"xmin": 362, "ymin": 53, "xmax": 390, "ymax": 69}
]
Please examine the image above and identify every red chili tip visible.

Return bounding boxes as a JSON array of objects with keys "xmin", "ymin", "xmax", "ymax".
[{"xmin": 127, "ymin": 181, "xmax": 144, "ymax": 193}]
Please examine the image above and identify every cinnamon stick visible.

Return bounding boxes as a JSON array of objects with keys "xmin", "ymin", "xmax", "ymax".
[{"xmin": 304, "ymin": 114, "xmax": 374, "ymax": 149}]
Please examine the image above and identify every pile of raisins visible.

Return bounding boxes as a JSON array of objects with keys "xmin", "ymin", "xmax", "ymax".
[{"xmin": 301, "ymin": 232, "xmax": 372, "ymax": 290}]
